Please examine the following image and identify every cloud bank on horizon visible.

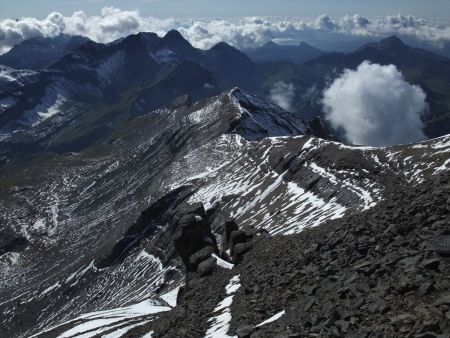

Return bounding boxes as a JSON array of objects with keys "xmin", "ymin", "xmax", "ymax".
[
  {"xmin": 322, "ymin": 61, "xmax": 427, "ymax": 147},
  {"xmin": 1, "ymin": 7, "xmax": 450, "ymax": 54}
]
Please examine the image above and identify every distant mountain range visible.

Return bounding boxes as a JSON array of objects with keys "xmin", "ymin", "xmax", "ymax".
[
  {"xmin": 0, "ymin": 32, "xmax": 450, "ymax": 167},
  {"xmin": 244, "ymin": 41, "xmax": 324, "ymax": 63}
]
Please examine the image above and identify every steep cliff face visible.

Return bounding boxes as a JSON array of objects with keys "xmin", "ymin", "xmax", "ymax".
[{"xmin": 0, "ymin": 89, "xmax": 449, "ymax": 338}]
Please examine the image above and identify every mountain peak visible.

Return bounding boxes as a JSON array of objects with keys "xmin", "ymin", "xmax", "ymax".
[
  {"xmin": 120, "ymin": 32, "xmax": 158, "ymax": 45},
  {"xmin": 207, "ymin": 42, "xmax": 253, "ymax": 64},
  {"xmin": 136, "ymin": 31, "xmax": 159, "ymax": 40},
  {"xmin": 137, "ymin": 31, "xmax": 160, "ymax": 49},
  {"xmin": 161, "ymin": 30, "xmax": 194, "ymax": 51},
  {"xmin": 263, "ymin": 41, "xmax": 279, "ymax": 48},
  {"xmin": 245, "ymin": 40, "xmax": 323, "ymax": 63},
  {"xmin": 380, "ymin": 35, "xmax": 405, "ymax": 48},
  {"xmin": 210, "ymin": 41, "xmax": 236, "ymax": 51},
  {"xmin": 162, "ymin": 30, "xmax": 188, "ymax": 43},
  {"xmin": 229, "ymin": 86, "xmax": 243, "ymax": 96},
  {"xmin": 362, "ymin": 35, "xmax": 408, "ymax": 53},
  {"xmin": 356, "ymin": 35, "xmax": 408, "ymax": 55}
]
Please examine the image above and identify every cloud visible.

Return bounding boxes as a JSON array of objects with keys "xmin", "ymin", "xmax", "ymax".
[
  {"xmin": 269, "ymin": 81, "xmax": 295, "ymax": 111},
  {"xmin": 322, "ymin": 61, "xmax": 427, "ymax": 147},
  {"xmin": 62, "ymin": 7, "xmax": 174, "ymax": 43},
  {"xmin": 0, "ymin": 7, "xmax": 174, "ymax": 54},
  {"xmin": 0, "ymin": 8, "xmax": 450, "ymax": 54}
]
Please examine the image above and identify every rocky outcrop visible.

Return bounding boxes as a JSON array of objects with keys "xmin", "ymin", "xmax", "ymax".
[
  {"xmin": 173, "ymin": 203, "xmax": 218, "ymax": 274},
  {"xmin": 97, "ymin": 187, "xmax": 192, "ymax": 268},
  {"xmin": 173, "ymin": 206, "xmax": 271, "ymax": 277},
  {"xmin": 130, "ymin": 173, "xmax": 450, "ymax": 338},
  {"xmin": 229, "ymin": 227, "xmax": 271, "ymax": 264}
]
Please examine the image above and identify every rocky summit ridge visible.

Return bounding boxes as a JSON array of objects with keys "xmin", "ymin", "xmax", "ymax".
[{"xmin": 0, "ymin": 88, "xmax": 449, "ymax": 338}]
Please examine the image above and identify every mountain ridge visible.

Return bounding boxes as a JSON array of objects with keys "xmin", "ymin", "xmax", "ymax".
[
  {"xmin": 0, "ymin": 86, "xmax": 449, "ymax": 337},
  {"xmin": 244, "ymin": 40, "xmax": 324, "ymax": 63},
  {"xmin": 0, "ymin": 34, "xmax": 91, "ymax": 70}
]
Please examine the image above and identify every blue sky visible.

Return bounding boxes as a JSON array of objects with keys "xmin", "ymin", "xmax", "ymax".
[{"xmin": 1, "ymin": 0, "xmax": 449, "ymax": 20}]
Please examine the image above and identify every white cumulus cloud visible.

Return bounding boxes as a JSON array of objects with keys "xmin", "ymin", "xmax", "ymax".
[
  {"xmin": 0, "ymin": 7, "xmax": 174, "ymax": 54},
  {"xmin": 322, "ymin": 61, "xmax": 427, "ymax": 147},
  {"xmin": 1, "ymin": 8, "xmax": 450, "ymax": 54},
  {"xmin": 269, "ymin": 81, "xmax": 295, "ymax": 111}
]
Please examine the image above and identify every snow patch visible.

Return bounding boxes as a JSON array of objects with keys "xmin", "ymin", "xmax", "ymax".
[
  {"xmin": 188, "ymin": 101, "xmax": 220, "ymax": 124},
  {"xmin": 256, "ymin": 310, "xmax": 286, "ymax": 327},
  {"xmin": 430, "ymin": 136, "xmax": 450, "ymax": 150},
  {"xmin": 65, "ymin": 260, "xmax": 97, "ymax": 285},
  {"xmin": 0, "ymin": 97, "xmax": 17, "ymax": 113},
  {"xmin": 40, "ymin": 282, "xmax": 61, "ymax": 297},
  {"xmin": 0, "ymin": 69, "xmax": 17, "ymax": 82},
  {"xmin": 98, "ymin": 321, "xmax": 150, "ymax": 338},
  {"xmin": 0, "ymin": 66, "xmax": 37, "ymax": 85},
  {"xmin": 20, "ymin": 87, "xmax": 67, "ymax": 126},
  {"xmin": 31, "ymin": 299, "xmax": 170, "ymax": 338},
  {"xmin": 434, "ymin": 158, "xmax": 450, "ymax": 173},
  {"xmin": 308, "ymin": 162, "xmax": 377, "ymax": 210},
  {"xmin": 32, "ymin": 219, "xmax": 47, "ymax": 232},
  {"xmin": 37, "ymin": 95, "xmax": 66, "ymax": 120},
  {"xmin": 160, "ymin": 286, "xmax": 181, "ymax": 307},
  {"xmin": 0, "ymin": 252, "xmax": 20, "ymax": 269},
  {"xmin": 205, "ymin": 274, "xmax": 241, "ymax": 338},
  {"xmin": 49, "ymin": 195, "xmax": 60, "ymax": 236},
  {"xmin": 134, "ymin": 251, "xmax": 163, "ymax": 271},
  {"xmin": 212, "ymin": 253, "xmax": 234, "ymax": 270},
  {"xmin": 150, "ymin": 49, "xmax": 177, "ymax": 63}
]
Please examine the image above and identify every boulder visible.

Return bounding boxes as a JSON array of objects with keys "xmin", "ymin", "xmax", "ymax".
[
  {"xmin": 390, "ymin": 313, "xmax": 416, "ymax": 325},
  {"xmin": 433, "ymin": 234, "xmax": 450, "ymax": 257},
  {"xmin": 421, "ymin": 259, "xmax": 440, "ymax": 271},
  {"xmin": 224, "ymin": 220, "xmax": 239, "ymax": 248},
  {"xmin": 236, "ymin": 325, "xmax": 255, "ymax": 338},
  {"xmin": 233, "ymin": 242, "xmax": 253, "ymax": 263},
  {"xmin": 418, "ymin": 282, "xmax": 434, "ymax": 296},
  {"xmin": 197, "ymin": 257, "xmax": 216, "ymax": 277},
  {"xmin": 189, "ymin": 246, "xmax": 215, "ymax": 267},
  {"xmin": 432, "ymin": 294, "xmax": 450, "ymax": 306},
  {"xmin": 229, "ymin": 230, "xmax": 248, "ymax": 255}
]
